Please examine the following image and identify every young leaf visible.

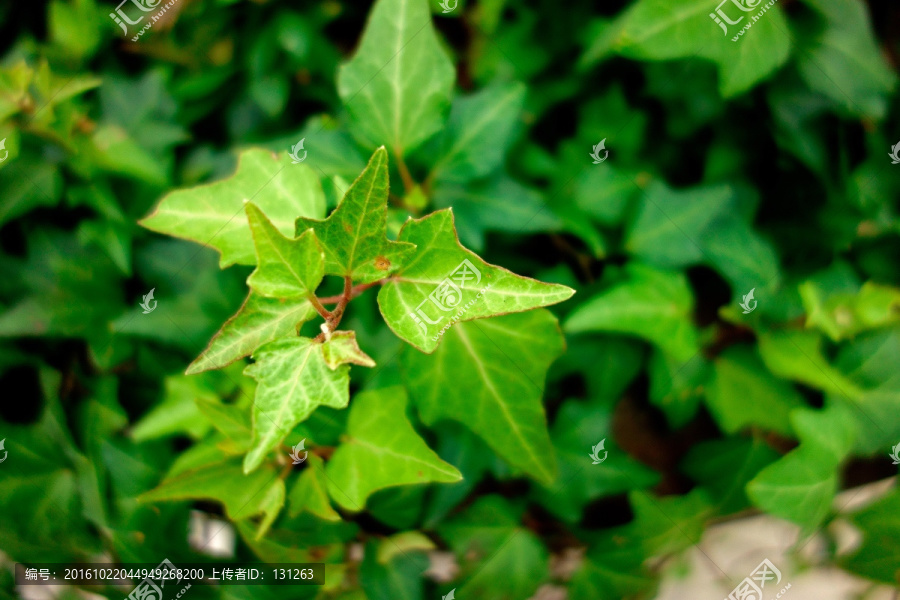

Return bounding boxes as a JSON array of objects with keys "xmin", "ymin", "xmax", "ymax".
[
  {"xmin": 336, "ymin": 0, "xmax": 454, "ymax": 155},
  {"xmin": 141, "ymin": 149, "xmax": 326, "ymax": 267},
  {"xmin": 243, "ymin": 338, "xmax": 350, "ymax": 473},
  {"xmin": 296, "ymin": 148, "xmax": 416, "ymax": 284},
  {"xmin": 325, "ymin": 386, "xmax": 461, "ymax": 510},
  {"xmin": 186, "ymin": 292, "xmax": 317, "ymax": 375},
  {"xmin": 378, "ymin": 209, "xmax": 574, "ymax": 353},
  {"xmin": 402, "ymin": 310, "xmax": 563, "ymax": 485},
  {"xmin": 245, "ymin": 202, "xmax": 325, "ymax": 299},
  {"xmin": 321, "ymin": 331, "xmax": 376, "ymax": 369}
]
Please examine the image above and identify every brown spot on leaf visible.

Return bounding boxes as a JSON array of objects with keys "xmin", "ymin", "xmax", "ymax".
[
  {"xmin": 344, "ymin": 224, "xmax": 353, "ymax": 233},
  {"xmin": 375, "ymin": 256, "xmax": 391, "ymax": 270}
]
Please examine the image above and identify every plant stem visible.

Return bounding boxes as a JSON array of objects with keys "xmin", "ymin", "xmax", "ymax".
[
  {"xmin": 393, "ymin": 147, "xmax": 416, "ymax": 194},
  {"xmin": 319, "ymin": 279, "xmax": 385, "ymax": 304},
  {"xmin": 308, "ymin": 294, "xmax": 332, "ymax": 320},
  {"xmin": 326, "ymin": 276, "xmax": 353, "ymax": 331}
]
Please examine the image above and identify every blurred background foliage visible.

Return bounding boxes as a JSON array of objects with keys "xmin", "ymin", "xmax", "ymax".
[{"xmin": 1, "ymin": 0, "xmax": 899, "ymax": 598}]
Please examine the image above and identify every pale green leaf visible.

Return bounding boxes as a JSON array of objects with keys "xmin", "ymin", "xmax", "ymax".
[
  {"xmin": 403, "ymin": 310, "xmax": 563, "ymax": 485},
  {"xmin": 321, "ymin": 331, "xmax": 376, "ymax": 369},
  {"xmin": 378, "ymin": 209, "xmax": 574, "ymax": 353},
  {"xmin": 186, "ymin": 292, "xmax": 317, "ymax": 375},
  {"xmin": 243, "ymin": 337, "xmax": 349, "ymax": 473},
  {"xmin": 141, "ymin": 149, "xmax": 326, "ymax": 267},
  {"xmin": 325, "ymin": 386, "xmax": 461, "ymax": 510},
  {"xmin": 245, "ymin": 202, "xmax": 324, "ymax": 298},
  {"xmin": 758, "ymin": 330, "xmax": 865, "ymax": 399},
  {"xmin": 337, "ymin": 0, "xmax": 454, "ymax": 154},
  {"xmin": 297, "ymin": 148, "xmax": 416, "ymax": 284}
]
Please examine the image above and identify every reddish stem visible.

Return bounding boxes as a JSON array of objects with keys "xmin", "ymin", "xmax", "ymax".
[{"xmin": 319, "ymin": 279, "xmax": 385, "ymax": 304}]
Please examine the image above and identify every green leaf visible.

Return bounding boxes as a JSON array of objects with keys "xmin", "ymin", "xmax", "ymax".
[
  {"xmin": 800, "ymin": 281, "xmax": 900, "ymax": 341},
  {"xmin": 287, "ymin": 454, "xmax": 341, "ymax": 522},
  {"xmin": 359, "ymin": 540, "xmax": 429, "ymax": 600},
  {"xmin": 131, "ymin": 373, "xmax": 223, "ymax": 441},
  {"xmin": 797, "ymin": 0, "xmax": 896, "ymax": 118},
  {"xmin": 243, "ymin": 337, "xmax": 350, "ymax": 473},
  {"xmin": 681, "ymin": 438, "xmax": 779, "ymax": 514},
  {"xmin": 844, "ymin": 488, "xmax": 900, "ymax": 584},
  {"xmin": 139, "ymin": 458, "xmax": 285, "ymax": 539},
  {"xmin": 431, "ymin": 176, "xmax": 562, "ymax": 252},
  {"xmin": 570, "ymin": 535, "xmax": 654, "ymax": 600},
  {"xmin": 195, "ymin": 395, "xmax": 253, "ymax": 453},
  {"xmin": 186, "ymin": 292, "xmax": 317, "ymax": 375},
  {"xmin": 758, "ymin": 330, "xmax": 864, "ymax": 399},
  {"xmin": 612, "ymin": 0, "xmax": 790, "ymax": 97},
  {"xmin": 430, "ymin": 82, "xmax": 526, "ymax": 183},
  {"xmin": 325, "ymin": 386, "xmax": 461, "ymax": 510},
  {"xmin": 245, "ymin": 202, "xmax": 325, "ymax": 298},
  {"xmin": 297, "ymin": 148, "xmax": 416, "ymax": 284},
  {"xmin": 321, "ymin": 331, "xmax": 376, "ymax": 369},
  {"xmin": 403, "ymin": 310, "xmax": 563, "ymax": 485},
  {"xmin": 627, "ymin": 489, "xmax": 712, "ymax": 556},
  {"xmin": 625, "ymin": 181, "xmax": 733, "ymax": 268},
  {"xmin": 745, "ymin": 445, "xmax": 836, "ymax": 531},
  {"xmin": 378, "ymin": 209, "xmax": 574, "ymax": 353},
  {"xmin": 337, "ymin": 0, "xmax": 454, "ymax": 155},
  {"xmin": 746, "ymin": 403, "xmax": 857, "ymax": 531},
  {"xmin": 565, "ymin": 264, "xmax": 699, "ymax": 362},
  {"xmin": 704, "ymin": 346, "xmax": 804, "ymax": 437},
  {"xmin": 532, "ymin": 399, "xmax": 660, "ymax": 522},
  {"xmin": 141, "ymin": 149, "xmax": 326, "ymax": 267},
  {"xmin": 438, "ymin": 496, "xmax": 549, "ymax": 600}
]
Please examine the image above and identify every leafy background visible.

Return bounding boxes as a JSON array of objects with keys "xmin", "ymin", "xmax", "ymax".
[{"xmin": 1, "ymin": 0, "xmax": 900, "ymax": 598}]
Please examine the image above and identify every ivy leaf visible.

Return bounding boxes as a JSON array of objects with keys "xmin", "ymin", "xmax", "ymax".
[
  {"xmin": 704, "ymin": 346, "xmax": 804, "ymax": 437},
  {"xmin": 532, "ymin": 399, "xmax": 660, "ymax": 522},
  {"xmin": 297, "ymin": 148, "xmax": 416, "ymax": 284},
  {"xmin": 139, "ymin": 458, "xmax": 285, "ymax": 539},
  {"xmin": 324, "ymin": 386, "xmax": 461, "ymax": 511},
  {"xmin": 565, "ymin": 264, "xmax": 699, "ymax": 363},
  {"xmin": 245, "ymin": 202, "xmax": 324, "ymax": 299},
  {"xmin": 402, "ymin": 310, "xmax": 563, "ymax": 485},
  {"xmin": 287, "ymin": 454, "xmax": 341, "ymax": 522},
  {"xmin": 746, "ymin": 403, "xmax": 857, "ymax": 531},
  {"xmin": 141, "ymin": 149, "xmax": 326, "ymax": 267},
  {"xmin": 430, "ymin": 82, "xmax": 527, "ymax": 183},
  {"xmin": 844, "ymin": 488, "xmax": 900, "ymax": 583},
  {"xmin": 321, "ymin": 331, "xmax": 376, "ymax": 369},
  {"xmin": 797, "ymin": 0, "xmax": 897, "ymax": 119},
  {"xmin": 758, "ymin": 330, "xmax": 864, "ymax": 399},
  {"xmin": 437, "ymin": 496, "xmax": 549, "ymax": 599},
  {"xmin": 243, "ymin": 338, "xmax": 350, "ymax": 473},
  {"xmin": 378, "ymin": 209, "xmax": 574, "ymax": 353},
  {"xmin": 336, "ymin": 0, "xmax": 454, "ymax": 155},
  {"xmin": 186, "ymin": 292, "xmax": 317, "ymax": 375}
]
